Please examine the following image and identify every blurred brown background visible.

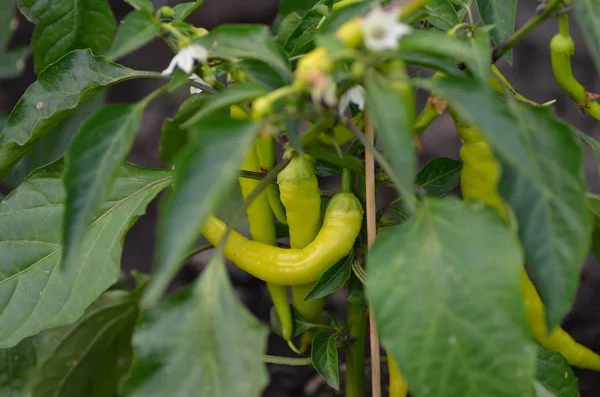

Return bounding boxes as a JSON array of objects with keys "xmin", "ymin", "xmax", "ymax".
[{"xmin": 1, "ymin": 0, "xmax": 599, "ymax": 395}]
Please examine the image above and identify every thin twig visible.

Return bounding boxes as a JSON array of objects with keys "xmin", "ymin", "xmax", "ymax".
[
  {"xmin": 492, "ymin": 0, "xmax": 563, "ymax": 62},
  {"xmin": 262, "ymin": 354, "xmax": 313, "ymax": 366},
  {"xmin": 364, "ymin": 112, "xmax": 381, "ymax": 397}
]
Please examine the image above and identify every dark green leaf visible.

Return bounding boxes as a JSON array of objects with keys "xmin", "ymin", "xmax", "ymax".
[
  {"xmin": 476, "ymin": 0, "xmax": 517, "ymax": 63},
  {"xmin": 320, "ymin": 0, "xmax": 375, "ymax": 34},
  {"xmin": 160, "ymin": 94, "xmax": 208, "ymax": 165},
  {"xmin": 311, "ymin": 332, "xmax": 339, "ymax": 390},
  {"xmin": 108, "ymin": 11, "xmax": 159, "ymax": 60},
  {"xmin": 62, "ymin": 103, "xmax": 146, "ymax": 271},
  {"xmin": 239, "ymin": 59, "xmax": 288, "ymax": 90},
  {"xmin": 423, "ymin": 0, "xmax": 460, "ymax": 31},
  {"xmin": 574, "ymin": 1, "xmax": 600, "ymax": 73},
  {"xmin": 367, "ymin": 198, "xmax": 536, "ymax": 397},
  {"xmin": 173, "ymin": 1, "xmax": 204, "ymax": 20},
  {"xmin": 143, "ymin": 115, "xmax": 260, "ymax": 307},
  {"xmin": 414, "ymin": 157, "xmax": 462, "ymax": 196},
  {"xmin": 0, "ymin": 47, "xmax": 28, "ymax": 80},
  {"xmin": 195, "ymin": 25, "xmax": 291, "ymax": 83},
  {"xmin": 347, "ymin": 275, "xmax": 366, "ymax": 305},
  {"xmin": 276, "ymin": 12, "xmax": 302, "ymax": 45},
  {"xmin": 122, "ymin": 256, "xmax": 269, "ymax": 397},
  {"xmin": 305, "ymin": 254, "xmax": 353, "ymax": 301},
  {"xmin": 315, "ymin": 159, "xmax": 343, "ymax": 177},
  {"xmin": 283, "ymin": 0, "xmax": 331, "ymax": 55},
  {"xmin": 279, "ymin": 0, "xmax": 320, "ymax": 16},
  {"xmin": 182, "ymin": 83, "xmax": 267, "ymax": 127},
  {"xmin": 20, "ymin": 0, "xmax": 116, "ymax": 72},
  {"xmin": 270, "ymin": 306, "xmax": 324, "ymax": 338},
  {"xmin": 166, "ymin": 68, "xmax": 190, "ymax": 92},
  {"xmin": 285, "ymin": 119, "xmax": 303, "ymax": 155},
  {"xmin": 400, "ymin": 51, "xmax": 464, "ymax": 77},
  {"xmin": 0, "ymin": 161, "xmax": 171, "ymax": 348},
  {"xmin": 419, "ymin": 76, "xmax": 592, "ymax": 328},
  {"xmin": 589, "ymin": 193, "xmax": 600, "ymax": 263},
  {"xmin": 123, "ymin": 0, "xmax": 154, "ymax": 14},
  {"xmin": 7, "ymin": 93, "xmax": 105, "ymax": 187},
  {"xmin": 0, "ymin": 338, "xmax": 36, "ymax": 396},
  {"xmin": 399, "ymin": 29, "xmax": 491, "ymax": 82},
  {"xmin": 0, "ymin": 1, "xmax": 17, "ymax": 50},
  {"xmin": 536, "ymin": 348, "xmax": 579, "ymax": 397},
  {"xmin": 0, "ymin": 49, "xmax": 159, "ymax": 180},
  {"xmin": 365, "ymin": 72, "xmax": 416, "ymax": 211},
  {"xmin": 30, "ymin": 290, "xmax": 138, "ymax": 397}
]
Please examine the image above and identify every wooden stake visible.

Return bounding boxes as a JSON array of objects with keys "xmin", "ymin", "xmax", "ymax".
[{"xmin": 364, "ymin": 111, "xmax": 381, "ymax": 397}]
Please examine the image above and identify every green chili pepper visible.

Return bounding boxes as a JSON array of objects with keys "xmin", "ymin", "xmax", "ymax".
[
  {"xmin": 278, "ymin": 153, "xmax": 325, "ymax": 353},
  {"xmin": 453, "ymin": 113, "xmax": 600, "ymax": 371}
]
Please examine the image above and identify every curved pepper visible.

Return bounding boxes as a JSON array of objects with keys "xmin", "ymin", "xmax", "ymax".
[
  {"xmin": 201, "ymin": 191, "xmax": 363, "ymax": 286},
  {"xmin": 454, "ymin": 115, "xmax": 600, "ymax": 371},
  {"xmin": 278, "ymin": 154, "xmax": 325, "ymax": 353},
  {"xmin": 233, "ymin": 106, "xmax": 295, "ymax": 346}
]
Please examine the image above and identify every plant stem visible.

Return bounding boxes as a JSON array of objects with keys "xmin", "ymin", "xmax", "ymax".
[
  {"xmin": 346, "ymin": 276, "xmax": 368, "ymax": 397},
  {"xmin": 364, "ymin": 112, "xmax": 381, "ymax": 397},
  {"xmin": 304, "ymin": 143, "xmax": 364, "ymax": 175},
  {"xmin": 184, "ymin": 244, "xmax": 213, "ymax": 259},
  {"xmin": 492, "ymin": 0, "xmax": 563, "ymax": 62},
  {"xmin": 341, "ymin": 168, "xmax": 352, "ymax": 193},
  {"xmin": 262, "ymin": 355, "xmax": 313, "ymax": 366},
  {"xmin": 161, "ymin": 22, "xmax": 187, "ymax": 41}
]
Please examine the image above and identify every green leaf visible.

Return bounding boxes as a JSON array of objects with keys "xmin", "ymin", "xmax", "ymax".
[
  {"xmin": 0, "ymin": 1, "xmax": 17, "ymax": 50},
  {"xmin": 589, "ymin": 193, "xmax": 600, "ymax": 263},
  {"xmin": 311, "ymin": 332, "xmax": 339, "ymax": 390},
  {"xmin": 570, "ymin": 126, "xmax": 600, "ymax": 174},
  {"xmin": 29, "ymin": 290, "xmax": 139, "ymax": 397},
  {"xmin": 305, "ymin": 254, "xmax": 353, "ymax": 301},
  {"xmin": 173, "ymin": 1, "xmax": 204, "ymax": 21},
  {"xmin": 19, "ymin": 0, "xmax": 116, "ymax": 72},
  {"xmin": 182, "ymin": 82, "xmax": 267, "ymax": 128},
  {"xmin": 270, "ymin": 306, "xmax": 324, "ymax": 338},
  {"xmin": 400, "ymin": 51, "xmax": 464, "ymax": 77},
  {"xmin": 122, "ymin": 256, "xmax": 269, "ymax": 397},
  {"xmin": 238, "ymin": 59, "xmax": 289, "ymax": 90},
  {"xmin": 535, "ymin": 381, "xmax": 557, "ymax": 397},
  {"xmin": 62, "ymin": 103, "xmax": 146, "ymax": 271},
  {"xmin": 276, "ymin": 12, "xmax": 302, "ymax": 45},
  {"xmin": 123, "ymin": 0, "xmax": 154, "ymax": 14},
  {"xmin": 143, "ymin": 115, "xmax": 260, "ymax": 307},
  {"xmin": 476, "ymin": 0, "xmax": 516, "ymax": 63},
  {"xmin": 279, "ymin": 0, "xmax": 320, "ymax": 16},
  {"xmin": 423, "ymin": 0, "xmax": 460, "ymax": 31},
  {"xmin": 573, "ymin": 0, "xmax": 600, "ymax": 74},
  {"xmin": 108, "ymin": 11, "xmax": 159, "ymax": 61},
  {"xmin": 535, "ymin": 348, "xmax": 580, "ymax": 397},
  {"xmin": 160, "ymin": 95, "xmax": 208, "ymax": 165},
  {"xmin": 0, "ymin": 161, "xmax": 171, "ymax": 348},
  {"xmin": 399, "ymin": 29, "xmax": 491, "ymax": 82},
  {"xmin": 414, "ymin": 157, "xmax": 462, "ymax": 196},
  {"xmin": 0, "ymin": 46, "xmax": 29, "ymax": 80},
  {"xmin": 0, "ymin": 49, "xmax": 159, "ymax": 180},
  {"xmin": 367, "ymin": 198, "xmax": 536, "ymax": 397},
  {"xmin": 195, "ymin": 25, "xmax": 291, "ymax": 83},
  {"xmin": 7, "ymin": 92, "xmax": 105, "ymax": 187},
  {"xmin": 283, "ymin": 0, "xmax": 332, "ymax": 55},
  {"xmin": 419, "ymin": 76, "xmax": 592, "ymax": 328},
  {"xmin": 365, "ymin": 72, "xmax": 416, "ymax": 211},
  {"xmin": 0, "ymin": 338, "xmax": 36, "ymax": 395}
]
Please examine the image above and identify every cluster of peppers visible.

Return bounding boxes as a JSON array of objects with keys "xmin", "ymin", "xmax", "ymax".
[{"xmin": 199, "ymin": 3, "xmax": 600, "ymax": 395}]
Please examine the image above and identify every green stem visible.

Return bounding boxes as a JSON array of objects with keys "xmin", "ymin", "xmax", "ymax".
[
  {"xmin": 558, "ymin": 12, "xmax": 569, "ymax": 37},
  {"xmin": 341, "ymin": 168, "xmax": 352, "ymax": 193},
  {"xmin": 184, "ymin": 243, "xmax": 213, "ymax": 259},
  {"xmin": 304, "ymin": 143, "xmax": 364, "ymax": 175},
  {"xmin": 161, "ymin": 22, "xmax": 187, "ymax": 41},
  {"xmin": 262, "ymin": 355, "xmax": 313, "ymax": 366},
  {"xmin": 346, "ymin": 275, "xmax": 367, "ymax": 397},
  {"xmin": 492, "ymin": 0, "xmax": 563, "ymax": 62},
  {"xmin": 414, "ymin": 102, "xmax": 440, "ymax": 136},
  {"xmin": 300, "ymin": 121, "xmax": 329, "ymax": 146}
]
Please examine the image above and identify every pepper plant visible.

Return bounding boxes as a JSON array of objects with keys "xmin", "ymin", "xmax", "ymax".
[{"xmin": 0, "ymin": 0, "xmax": 599, "ymax": 396}]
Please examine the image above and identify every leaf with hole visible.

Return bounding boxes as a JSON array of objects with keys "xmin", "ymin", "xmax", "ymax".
[
  {"xmin": 367, "ymin": 198, "xmax": 536, "ymax": 397},
  {"xmin": 0, "ymin": 160, "xmax": 171, "ymax": 348}
]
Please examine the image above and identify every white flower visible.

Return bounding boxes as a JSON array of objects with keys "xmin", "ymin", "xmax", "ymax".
[
  {"xmin": 362, "ymin": 6, "xmax": 412, "ymax": 51},
  {"xmin": 339, "ymin": 85, "xmax": 365, "ymax": 113},
  {"xmin": 161, "ymin": 44, "xmax": 208, "ymax": 75},
  {"xmin": 189, "ymin": 73, "xmax": 208, "ymax": 95}
]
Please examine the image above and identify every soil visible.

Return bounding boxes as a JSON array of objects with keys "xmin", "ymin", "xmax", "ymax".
[{"xmin": 1, "ymin": 0, "xmax": 600, "ymax": 396}]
